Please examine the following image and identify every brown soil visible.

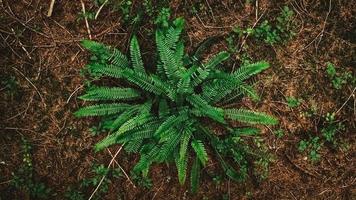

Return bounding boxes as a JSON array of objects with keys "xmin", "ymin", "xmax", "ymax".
[{"xmin": 0, "ymin": 0, "xmax": 355, "ymax": 199}]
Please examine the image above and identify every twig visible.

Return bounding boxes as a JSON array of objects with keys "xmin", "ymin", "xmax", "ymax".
[
  {"xmin": 66, "ymin": 85, "xmax": 83, "ymax": 104},
  {"xmin": 88, "ymin": 144, "xmax": 125, "ymax": 200},
  {"xmin": 95, "ymin": 0, "xmax": 109, "ymax": 20},
  {"xmin": 80, "ymin": 0, "xmax": 92, "ymax": 39},
  {"xmin": 335, "ymin": 87, "xmax": 356, "ymax": 115},
  {"xmin": 315, "ymin": 0, "xmax": 332, "ymax": 51},
  {"xmin": 47, "ymin": 0, "xmax": 56, "ymax": 17},
  {"xmin": 298, "ymin": 0, "xmax": 332, "ymax": 53},
  {"xmin": 106, "ymin": 149, "xmax": 136, "ymax": 188},
  {"xmin": 255, "ymin": 0, "xmax": 258, "ymax": 21},
  {"xmin": 205, "ymin": 0, "xmax": 215, "ymax": 22},
  {"xmin": 3, "ymin": 127, "xmax": 37, "ymax": 134},
  {"xmin": 12, "ymin": 67, "xmax": 46, "ymax": 107},
  {"xmin": 11, "ymin": 28, "xmax": 32, "ymax": 59}
]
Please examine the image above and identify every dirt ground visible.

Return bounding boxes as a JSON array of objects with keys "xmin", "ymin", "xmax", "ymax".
[{"xmin": 0, "ymin": 0, "xmax": 355, "ymax": 199}]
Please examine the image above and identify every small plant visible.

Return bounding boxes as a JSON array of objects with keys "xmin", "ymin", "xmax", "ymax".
[
  {"xmin": 131, "ymin": 171, "xmax": 153, "ymax": 189},
  {"xmin": 1, "ymin": 76, "xmax": 19, "ymax": 97},
  {"xmin": 65, "ymin": 188, "xmax": 85, "ymax": 200},
  {"xmin": 298, "ymin": 112, "xmax": 345, "ymax": 162},
  {"xmin": 66, "ymin": 164, "xmax": 122, "ymax": 200},
  {"xmin": 321, "ymin": 112, "xmax": 345, "ymax": 146},
  {"xmin": 286, "ymin": 96, "xmax": 301, "ymax": 108},
  {"xmin": 273, "ymin": 129, "xmax": 285, "ymax": 138},
  {"xmin": 326, "ymin": 62, "xmax": 354, "ymax": 89},
  {"xmin": 154, "ymin": 7, "xmax": 171, "ymax": 28},
  {"xmin": 81, "ymin": 164, "xmax": 122, "ymax": 197},
  {"xmin": 110, "ymin": 0, "xmax": 171, "ymax": 26},
  {"xmin": 11, "ymin": 137, "xmax": 51, "ymax": 199},
  {"xmin": 76, "ymin": 17, "xmax": 277, "ymax": 191},
  {"xmin": 77, "ymin": 10, "xmax": 95, "ymax": 22},
  {"xmin": 298, "ymin": 136, "xmax": 321, "ymax": 162},
  {"xmin": 254, "ymin": 6, "xmax": 295, "ymax": 45}
]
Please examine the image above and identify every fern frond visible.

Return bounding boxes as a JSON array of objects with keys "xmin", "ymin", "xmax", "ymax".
[
  {"xmin": 81, "ymin": 40, "xmax": 110, "ymax": 57},
  {"xmin": 191, "ymin": 139, "xmax": 208, "ymax": 166},
  {"xmin": 109, "ymin": 105, "xmax": 140, "ymax": 131},
  {"xmin": 116, "ymin": 113, "xmax": 156, "ymax": 135},
  {"xmin": 190, "ymin": 156, "xmax": 201, "ymax": 193},
  {"xmin": 94, "ymin": 133, "xmax": 117, "ymax": 152},
  {"xmin": 157, "ymin": 131, "xmax": 181, "ymax": 162},
  {"xmin": 191, "ymin": 66, "xmax": 210, "ymax": 87},
  {"xmin": 177, "ymin": 126, "xmax": 193, "ymax": 185},
  {"xmin": 174, "ymin": 41, "xmax": 185, "ymax": 69},
  {"xmin": 233, "ymin": 61, "xmax": 269, "ymax": 82},
  {"xmin": 165, "ymin": 17, "xmax": 184, "ymax": 49},
  {"xmin": 156, "ymin": 30, "xmax": 180, "ymax": 82},
  {"xmin": 158, "ymin": 99, "xmax": 169, "ymax": 118},
  {"xmin": 133, "ymin": 145, "xmax": 160, "ymax": 173},
  {"xmin": 238, "ymin": 84, "xmax": 260, "ymax": 101},
  {"xmin": 201, "ymin": 77, "xmax": 237, "ymax": 103},
  {"xmin": 154, "ymin": 113, "xmax": 188, "ymax": 137},
  {"xmin": 74, "ymin": 103, "xmax": 131, "ymax": 117},
  {"xmin": 187, "ymin": 94, "xmax": 225, "ymax": 124},
  {"xmin": 224, "ymin": 109, "xmax": 278, "ymax": 125},
  {"xmin": 79, "ymin": 87, "xmax": 140, "ymax": 101},
  {"xmin": 94, "ymin": 64, "xmax": 124, "ymax": 78},
  {"xmin": 109, "ymin": 48, "xmax": 129, "ymax": 68},
  {"xmin": 121, "ymin": 69, "xmax": 167, "ymax": 96},
  {"xmin": 130, "ymin": 36, "xmax": 145, "ymax": 73},
  {"xmin": 125, "ymin": 139, "xmax": 143, "ymax": 153},
  {"xmin": 96, "ymin": 120, "xmax": 160, "ymax": 152},
  {"xmin": 203, "ymin": 51, "xmax": 230, "ymax": 70}
]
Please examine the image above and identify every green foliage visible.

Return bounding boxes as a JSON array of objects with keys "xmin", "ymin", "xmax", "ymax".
[
  {"xmin": 11, "ymin": 137, "xmax": 51, "ymax": 199},
  {"xmin": 65, "ymin": 188, "xmax": 85, "ymax": 200},
  {"xmin": 131, "ymin": 172, "xmax": 153, "ymax": 189},
  {"xmin": 76, "ymin": 17, "xmax": 277, "ymax": 191},
  {"xmin": 154, "ymin": 7, "xmax": 171, "ymax": 28},
  {"xmin": 298, "ymin": 112, "xmax": 345, "ymax": 162},
  {"xmin": 273, "ymin": 129, "xmax": 285, "ymax": 138},
  {"xmin": 1, "ymin": 76, "xmax": 19, "ymax": 97},
  {"xmin": 66, "ymin": 164, "xmax": 122, "ymax": 200},
  {"xmin": 321, "ymin": 112, "xmax": 345, "ymax": 145},
  {"xmin": 77, "ymin": 10, "xmax": 95, "ymax": 22},
  {"xmin": 326, "ymin": 62, "xmax": 355, "ymax": 89},
  {"xmin": 286, "ymin": 96, "xmax": 301, "ymax": 108},
  {"xmin": 298, "ymin": 136, "xmax": 321, "ymax": 162},
  {"xmin": 108, "ymin": 0, "xmax": 171, "ymax": 26},
  {"xmin": 255, "ymin": 6, "xmax": 295, "ymax": 44},
  {"xmin": 229, "ymin": 6, "xmax": 295, "ymax": 45}
]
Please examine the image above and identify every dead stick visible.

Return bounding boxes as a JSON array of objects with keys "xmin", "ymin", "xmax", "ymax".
[
  {"xmin": 47, "ymin": 0, "xmax": 56, "ymax": 17},
  {"xmin": 106, "ymin": 149, "xmax": 136, "ymax": 188},
  {"xmin": 88, "ymin": 144, "xmax": 125, "ymax": 200},
  {"xmin": 80, "ymin": 0, "xmax": 92, "ymax": 39},
  {"xmin": 95, "ymin": 0, "xmax": 109, "ymax": 20}
]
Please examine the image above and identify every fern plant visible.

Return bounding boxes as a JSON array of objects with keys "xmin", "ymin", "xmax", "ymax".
[{"xmin": 75, "ymin": 17, "xmax": 277, "ymax": 191}]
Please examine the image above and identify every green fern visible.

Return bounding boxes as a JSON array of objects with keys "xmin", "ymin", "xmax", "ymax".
[{"xmin": 76, "ymin": 17, "xmax": 277, "ymax": 190}]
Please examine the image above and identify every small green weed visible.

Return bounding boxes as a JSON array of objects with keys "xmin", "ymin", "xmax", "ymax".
[
  {"xmin": 273, "ymin": 129, "xmax": 285, "ymax": 138},
  {"xmin": 298, "ymin": 136, "xmax": 321, "ymax": 162},
  {"xmin": 77, "ymin": 10, "xmax": 95, "ymax": 22},
  {"xmin": 66, "ymin": 164, "xmax": 123, "ymax": 200},
  {"xmin": 131, "ymin": 172, "xmax": 152, "ymax": 189},
  {"xmin": 286, "ymin": 96, "xmax": 301, "ymax": 108},
  {"xmin": 154, "ymin": 7, "xmax": 171, "ymax": 29},
  {"xmin": 326, "ymin": 62, "xmax": 355, "ymax": 89},
  {"xmin": 11, "ymin": 137, "xmax": 51, "ymax": 199},
  {"xmin": 298, "ymin": 112, "xmax": 345, "ymax": 162},
  {"xmin": 1, "ymin": 76, "xmax": 19, "ymax": 97},
  {"xmin": 254, "ymin": 6, "xmax": 295, "ymax": 44}
]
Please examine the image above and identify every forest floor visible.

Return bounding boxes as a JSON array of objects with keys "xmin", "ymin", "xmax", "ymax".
[{"xmin": 0, "ymin": 0, "xmax": 355, "ymax": 199}]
